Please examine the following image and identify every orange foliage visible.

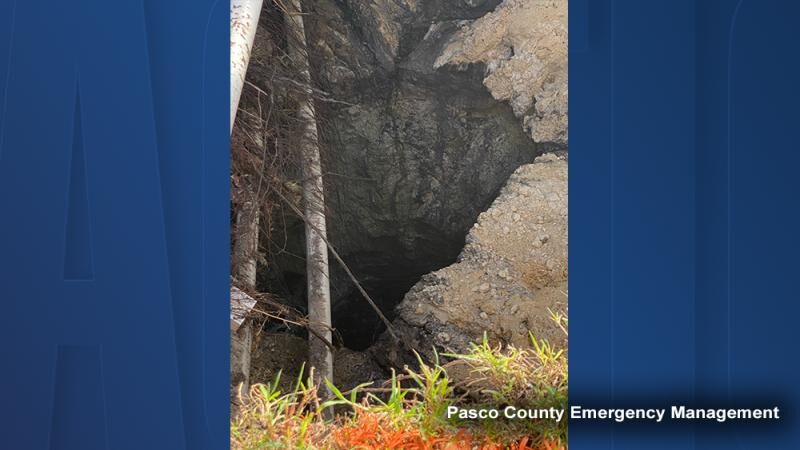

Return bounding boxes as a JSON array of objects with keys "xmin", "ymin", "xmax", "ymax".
[{"xmin": 330, "ymin": 411, "xmax": 565, "ymax": 450}]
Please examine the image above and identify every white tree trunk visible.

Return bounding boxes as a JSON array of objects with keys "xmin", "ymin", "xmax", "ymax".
[
  {"xmin": 231, "ymin": 199, "xmax": 259, "ymax": 394},
  {"xmin": 233, "ymin": 201, "xmax": 259, "ymax": 288},
  {"xmin": 230, "ymin": 0, "xmax": 263, "ymax": 395},
  {"xmin": 286, "ymin": 0, "xmax": 334, "ymax": 387},
  {"xmin": 230, "ymin": 202, "xmax": 257, "ymax": 395},
  {"xmin": 231, "ymin": 0, "xmax": 264, "ymax": 132},
  {"xmin": 230, "ymin": 286, "xmax": 256, "ymax": 395}
]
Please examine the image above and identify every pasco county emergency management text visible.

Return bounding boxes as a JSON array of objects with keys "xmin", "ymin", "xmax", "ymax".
[{"xmin": 446, "ymin": 406, "xmax": 780, "ymax": 423}]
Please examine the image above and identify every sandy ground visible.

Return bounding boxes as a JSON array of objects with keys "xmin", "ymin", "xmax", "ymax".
[{"xmin": 383, "ymin": 153, "xmax": 568, "ymax": 363}]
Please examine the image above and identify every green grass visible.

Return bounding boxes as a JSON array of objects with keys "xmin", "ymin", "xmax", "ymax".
[{"xmin": 232, "ymin": 317, "xmax": 568, "ymax": 450}]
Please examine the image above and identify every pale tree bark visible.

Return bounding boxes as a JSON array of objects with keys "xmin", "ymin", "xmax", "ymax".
[
  {"xmin": 230, "ymin": 0, "xmax": 263, "ymax": 285},
  {"xmin": 286, "ymin": 0, "xmax": 334, "ymax": 388},
  {"xmin": 230, "ymin": 0, "xmax": 263, "ymax": 393},
  {"xmin": 231, "ymin": 0, "xmax": 265, "ymax": 132},
  {"xmin": 231, "ymin": 199, "xmax": 258, "ymax": 391},
  {"xmin": 233, "ymin": 201, "xmax": 259, "ymax": 288}
]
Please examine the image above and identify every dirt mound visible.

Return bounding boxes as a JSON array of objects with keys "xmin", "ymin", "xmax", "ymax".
[
  {"xmin": 435, "ymin": 0, "xmax": 568, "ymax": 145},
  {"xmin": 372, "ymin": 153, "xmax": 568, "ymax": 365}
]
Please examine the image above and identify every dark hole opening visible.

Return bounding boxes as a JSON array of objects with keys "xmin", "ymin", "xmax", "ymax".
[{"xmin": 329, "ymin": 235, "xmax": 465, "ymax": 350}]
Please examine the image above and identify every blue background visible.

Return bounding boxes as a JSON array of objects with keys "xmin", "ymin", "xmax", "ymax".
[
  {"xmin": 572, "ymin": 0, "xmax": 800, "ymax": 448},
  {"xmin": 0, "ymin": 0, "xmax": 799, "ymax": 449},
  {"xmin": 0, "ymin": 1, "xmax": 229, "ymax": 449}
]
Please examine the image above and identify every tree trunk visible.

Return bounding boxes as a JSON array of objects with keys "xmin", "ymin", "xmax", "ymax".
[
  {"xmin": 231, "ymin": 198, "xmax": 258, "ymax": 392},
  {"xmin": 233, "ymin": 200, "xmax": 259, "ymax": 288},
  {"xmin": 230, "ymin": 0, "xmax": 264, "ymax": 132},
  {"xmin": 230, "ymin": 0, "xmax": 263, "ymax": 290},
  {"xmin": 286, "ymin": 0, "xmax": 334, "ymax": 388},
  {"xmin": 230, "ymin": 0, "xmax": 263, "ymax": 394}
]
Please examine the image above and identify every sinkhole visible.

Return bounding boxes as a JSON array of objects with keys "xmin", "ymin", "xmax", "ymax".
[
  {"xmin": 259, "ymin": 58, "xmax": 543, "ymax": 350},
  {"xmin": 263, "ymin": 219, "xmax": 470, "ymax": 351}
]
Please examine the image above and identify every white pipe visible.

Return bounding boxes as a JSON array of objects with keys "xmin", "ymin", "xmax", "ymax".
[{"xmin": 230, "ymin": 0, "xmax": 264, "ymax": 133}]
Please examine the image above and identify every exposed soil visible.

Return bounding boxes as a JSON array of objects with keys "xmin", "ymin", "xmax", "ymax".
[
  {"xmin": 371, "ymin": 153, "xmax": 568, "ymax": 367},
  {"xmin": 244, "ymin": 0, "xmax": 568, "ymax": 388},
  {"xmin": 250, "ymin": 332, "xmax": 386, "ymax": 391}
]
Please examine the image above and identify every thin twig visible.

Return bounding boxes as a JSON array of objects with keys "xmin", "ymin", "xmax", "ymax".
[{"xmin": 271, "ymin": 186, "xmax": 401, "ymax": 343}]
